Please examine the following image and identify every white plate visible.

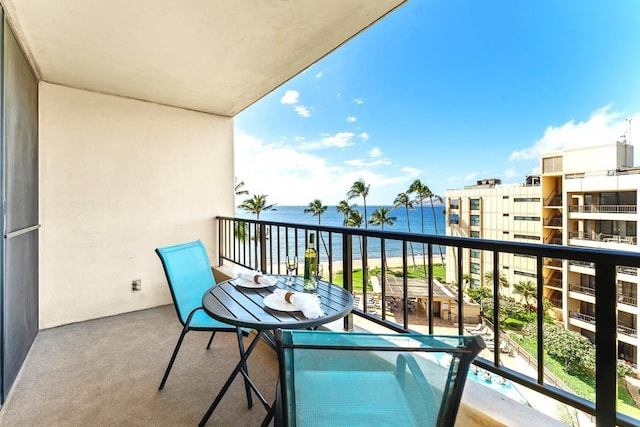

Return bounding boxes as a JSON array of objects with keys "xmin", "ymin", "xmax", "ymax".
[
  {"xmin": 263, "ymin": 293, "xmax": 299, "ymax": 312},
  {"xmin": 234, "ymin": 276, "xmax": 277, "ymax": 289}
]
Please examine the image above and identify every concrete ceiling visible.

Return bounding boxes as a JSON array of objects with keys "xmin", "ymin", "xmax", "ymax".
[{"xmin": 1, "ymin": 0, "xmax": 405, "ymax": 117}]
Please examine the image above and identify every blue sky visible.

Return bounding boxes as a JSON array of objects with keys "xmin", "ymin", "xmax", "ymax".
[{"xmin": 235, "ymin": 0, "xmax": 640, "ymax": 206}]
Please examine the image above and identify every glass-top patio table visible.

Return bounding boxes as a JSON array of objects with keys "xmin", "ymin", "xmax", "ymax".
[{"xmin": 199, "ymin": 274, "xmax": 353, "ymax": 426}]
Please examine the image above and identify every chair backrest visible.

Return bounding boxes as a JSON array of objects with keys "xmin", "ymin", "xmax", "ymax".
[
  {"xmin": 276, "ymin": 330, "xmax": 485, "ymax": 427},
  {"xmin": 155, "ymin": 240, "xmax": 216, "ymax": 325}
]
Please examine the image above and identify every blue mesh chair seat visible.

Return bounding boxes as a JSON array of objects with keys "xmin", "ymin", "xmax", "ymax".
[
  {"xmin": 276, "ymin": 330, "xmax": 485, "ymax": 427},
  {"xmin": 155, "ymin": 240, "xmax": 251, "ymax": 408}
]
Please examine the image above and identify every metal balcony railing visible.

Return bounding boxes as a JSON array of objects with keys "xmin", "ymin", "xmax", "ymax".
[
  {"xmin": 568, "ymin": 231, "xmax": 637, "ymax": 245},
  {"xmin": 570, "ymin": 311, "xmax": 596, "ymax": 324},
  {"xmin": 618, "ymin": 294, "xmax": 638, "ymax": 306},
  {"xmin": 618, "ymin": 266, "xmax": 638, "ymax": 276},
  {"xmin": 569, "ymin": 260, "xmax": 595, "ymax": 269},
  {"xmin": 569, "ymin": 283, "xmax": 596, "ymax": 296},
  {"xmin": 217, "ymin": 215, "xmax": 640, "ymax": 427},
  {"xmin": 618, "ymin": 325, "xmax": 638, "ymax": 338},
  {"xmin": 569, "ymin": 204, "xmax": 637, "ymax": 214}
]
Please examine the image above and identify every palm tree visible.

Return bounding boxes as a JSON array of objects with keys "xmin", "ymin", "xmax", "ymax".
[
  {"xmin": 233, "ymin": 178, "xmax": 249, "ymax": 242},
  {"xmin": 346, "ymin": 210, "xmax": 364, "ymax": 263},
  {"xmin": 369, "ymin": 207, "xmax": 397, "ymax": 272},
  {"xmin": 304, "ymin": 199, "xmax": 329, "ymax": 261},
  {"xmin": 234, "ymin": 177, "xmax": 249, "ymax": 197},
  {"xmin": 238, "ymin": 194, "xmax": 276, "ymax": 219},
  {"xmin": 303, "ymin": 199, "xmax": 327, "ymax": 224},
  {"xmin": 336, "ymin": 200, "xmax": 354, "ymax": 226},
  {"xmin": 483, "ymin": 270, "xmax": 509, "ymax": 295},
  {"xmin": 393, "ymin": 192, "xmax": 416, "ymax": 268},
  {"xmin": 426, "ymin": 188, "xmax": 445, "ymax": 266},
  {"xmin": 368, "ymin": 206, "xmax": 397, "ymax": 230},
  {"xmin": 409, "ymin": 179, "xmax": 429, "ymax": 279},
  {"xmin": 513, "ymin": 280, "xmax": 536, "ymax": 306},
  {"xmin": 347, "ymin": 179, "xmax": 370, "ymax": 228}
]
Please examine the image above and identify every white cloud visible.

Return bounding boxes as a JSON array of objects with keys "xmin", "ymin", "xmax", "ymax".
[
  {"xmin": 234, "ymin": 130, "xmax": 436, "ymax": 209},
  {"xmin": 510, "ymin": 106, "xmax": 640, "ymax": 161},
  {"xmin": 346, "ymin": 116, "xmax": 356, "ymax": 123},
  {"xmin": 354, "ymin": 98, "xmax": 364, "ymax": 104},
  {"xmin": 504, "ymin": 167, "xmax": 518, "ymax": 179},
  {"xmin": 294, "ymin": 105, "xmax": 311, "ymax": 118},
  {"xmin": 315, "ymin": 71, "xmax": 323, "ymax": 78},
  {"xmin": 369, "ymin": 147, "xmax": 382, "ymax": 158},
  {"xmin": 358, "ymin": 132, "xmax": 370, "ymax": 142},
  {"xmin": 297, "ymin": 132, "xmax": 356, "ymax": 150},
  {"xmin": 280, "ymin": 90, "xmax": 299, "ymax": 105},
  {"xmin": 464, "ymin": 172, "xmax": 478, "ymax": 182}
]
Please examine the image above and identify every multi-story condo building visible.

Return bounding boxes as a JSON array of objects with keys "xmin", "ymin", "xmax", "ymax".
[{"xmin": 446, "ymin": 141, "xmax": 640, "ymax": 366}]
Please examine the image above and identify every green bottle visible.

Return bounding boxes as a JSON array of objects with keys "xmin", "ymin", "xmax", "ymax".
[{"xmin": 303, "ymin": 233, "xmax": 318, "ymax": 291}]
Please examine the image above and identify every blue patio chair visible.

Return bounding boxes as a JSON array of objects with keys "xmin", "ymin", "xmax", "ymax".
[
  {"xmin": 276, "ymin": 329, "xmax": 485, "ymax": 427},
  {"xmin": 155, "ymin": 240, "xmax": 252, "ymax": 407}
]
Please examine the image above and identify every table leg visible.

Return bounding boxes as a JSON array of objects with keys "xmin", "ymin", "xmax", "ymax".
[{"xmin": 199, "ymin": 330, "xmax": 272, "ymax": 426}]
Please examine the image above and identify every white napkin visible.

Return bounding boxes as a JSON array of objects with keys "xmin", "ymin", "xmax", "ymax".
[
  {"xmin": 237, "ymin": 272, "xmax": 278, "ymax": 286},
  {"xmin": 273, "ymin": 289, "xmax": 324, "ymax": 319}
]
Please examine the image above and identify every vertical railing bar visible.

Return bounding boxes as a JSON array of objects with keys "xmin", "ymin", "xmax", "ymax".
[
  {"xmin": 536, "ymin": 255, "xmax": 544, "ymax": 385},
  {"xmin": 402, "ymin": 240, "xmax": 409, "ymax": 329},
  {"xmin": 381, "ymin": 238, "xmax": 387, "ymax": 321},
  {"xmin": 493, "ymin": 250, "xmax": 500, "ymax": 367},
  {"xmin": 294, "ymin": 228, "xmax": 299, "ymax": 274},
  {"xmin": 595, "ymin": 260, "xmax": 617, "ymax": 427},
  {"xmin": 276, "ymin": 226, "xmax": 281, "ymax": 274},
  {"xmin": 428, "ymin": 243, "xmax": 434, "ymax": 335},
  {"xmin": 328, "ymin": 232, "xmax": 333, "ymax": 281},
  {"xmin": 343, "ymin": 232, "xmax": 353, "ymax": 331},
  {"xmin": 362, "ymin": 235, "xmax": 369, "ymax": 314},
  {"xmin": 402, "ymin": 241, "xmax": 408, "ymax": 323},
  {"xmin": 218, "ymin": 219, "xmax": 223, "ymax": 266},
  {"xmin": 457, "ymin": 245, "xmax": 464, "ymax": 335}
]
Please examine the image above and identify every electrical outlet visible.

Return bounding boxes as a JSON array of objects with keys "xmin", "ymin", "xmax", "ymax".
[{"xmin": 132, "ymin": 279, "xmax": 141, "ymax": 291}]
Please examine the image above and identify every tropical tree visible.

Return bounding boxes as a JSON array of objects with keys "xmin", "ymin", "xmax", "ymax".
[
  {"xmin": 238, "ymin": 194, "xmax": 276, "ymax": 219},
  {"xmin": 234, "ymin": 178, "xmax": 249, "ymax": 242},
  {"xmin": 234, "ymin": 177, "xmax": 249, "ymax": 197},
  {"xmin": 409, "ymin": 179, "xmax": 429, "ymax": 278},
  {"xmin": 336, "ymin": 199, "xmax": 354, "ymax": 226},
  {"xmin": 369, "ymin": 207, "xmax": 397, "ymax": 272},
  {"xmin": 393, "ymin": 192, "xmax": 417, "ymax": 268},
  {"xmin": 303, "ymin": 199, "xmax": 328, "ymax": 224},
  {"xmin": 368, "ymin": 206, "xmax": 397, "ymax": 230},
  {"xmin": 346, "ymin": 209, "xmax": 366, "ymax": 288},
  {"xmin": 347, "ymin": 179, "xmax": 370, "ymax": 228},
  {"xmin": 426, "ymin": 189, "xmax": 445, "ymax": 266},
  {"xmin": 513, "ymin": 280, "xmax": 537, "ymax": 307},
  {"xmin": 304, "ymin": 199, "xmax": 329, "ymax": 261},
  {"xmin": 483, "ymin": 270, "xmax": 509, "ymax": 295}
]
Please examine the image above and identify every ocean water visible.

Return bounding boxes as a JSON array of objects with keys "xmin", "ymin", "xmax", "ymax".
[{"xmin": 235, "ymin": 205, "xmax": 446, "ymax": 262}]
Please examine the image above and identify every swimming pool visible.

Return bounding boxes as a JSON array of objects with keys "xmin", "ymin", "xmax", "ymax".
[{"xmin": 467, "ymin": 367, "xmax": 530, "ymax": 405}]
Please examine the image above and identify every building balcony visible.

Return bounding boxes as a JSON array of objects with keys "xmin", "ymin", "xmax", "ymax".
[
  {"xmin": 569, "ymin": 283, "xmax": 595, "ymax": 297},
  {"xmin": 569, "ymin": 204, "xmax": 637, "ymax": 214},
  {"xmin": 568, "ymin": 231, "xmax": 637, "ymax": 245},
  {"xmin": 217, "ymin": 216, "xmax": 640, "ymax": 426}
]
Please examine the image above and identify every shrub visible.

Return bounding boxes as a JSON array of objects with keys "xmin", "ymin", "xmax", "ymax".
[{"xmin": 504, "ymin": 317, "xmax": 524, "ymax": 331}]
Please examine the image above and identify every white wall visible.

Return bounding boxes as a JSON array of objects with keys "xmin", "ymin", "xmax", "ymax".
[{"xmin": 39, "ymin": 82, "xmax": 235, "ymax": 328}]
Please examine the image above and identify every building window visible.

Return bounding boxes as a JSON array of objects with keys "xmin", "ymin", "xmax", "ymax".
[
  {"xmin": 449, "ymin": 214, "xmax": 459, "ymax": 225},
  {"xmin": 470, "ymin": 249, "xmax": 480, "ymax": 259},
  {"xmin": 503, "ymin": 195, "xmax": 509, "ymax": 199},
  {"xmin": 514, "ymin": 234, "xmax": 539, "ymax": 241},
  {"xmin": 470, "ymin": 262, "xmax": 480, "ymax": 274},
  {"xmin": 471, "ymin": 278, "xmax": 480, "ymax": 288},
  {"xmin": 514, "ymin": 216, "xmax": 540, "ymax": 221},
  {"xmin": 515, "ymin": 253, "xmax": 536, "ymax": 259},
  {"xmin": 503, "ymin": 231, "xmax": 509, "ymax": 235},
  {"xmin": 514, "ymin": 270, "xmax": 537, "ymax": 278},
  {"xmin": 470, "ymin": 198, "xmax": 480, "ymax": 210},
  {"xmin": 470, "ymin": 215, "xmax": 480, "ymax": 226},
  {"xmin": 470, "ymin": 231, "xmax": 480, "ymax": 238},
  {"xmin": 503, "ymin": 213, "xmax": 509, "ymax": 217},
  {"xmin": 449, "ymin": 198, "xmax": 460, "ymax": 210},
  {"xmin": 514, "ymin": 197, "xmax": 541, "ymax": 202}
]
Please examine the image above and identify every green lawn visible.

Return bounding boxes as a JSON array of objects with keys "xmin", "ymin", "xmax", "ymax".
[
  {"xmin": 331, "ymin": 263, "xmax": 446, "ymax": 292},
  {"xmin": 511, "ymin": 334, "xmax": 640, "ymax": 419}
]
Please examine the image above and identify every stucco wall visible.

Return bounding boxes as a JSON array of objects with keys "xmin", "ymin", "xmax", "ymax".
[{"xmin": 39, "ymin": 82, "xmax": 234, "ymax": 328}]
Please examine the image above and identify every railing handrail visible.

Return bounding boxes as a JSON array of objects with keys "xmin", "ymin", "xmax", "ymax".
[{"xmin": 217, "ymin": 215, "xmax": 640, "ymax": 426}]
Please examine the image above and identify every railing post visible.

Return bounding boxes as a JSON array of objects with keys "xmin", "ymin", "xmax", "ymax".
[
  {"xmin": 595, "ymin": 261, "xmax": 617, "ymax": 427},
  {"xmin": 343, "ymin": 233, "xmax": 353, "ymax": 331},
  {"xmin": 259, "ymin": 223, "xmax": 267, "ymax": 273}
]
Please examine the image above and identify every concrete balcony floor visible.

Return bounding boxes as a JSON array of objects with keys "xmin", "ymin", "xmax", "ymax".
[
  {"xmin": 0, "ymin": 305, "xmax": 569, "ymax": 427},
  {"xmin": 0, "ymin": 305, "xmax": 279, "ymax": 426}
]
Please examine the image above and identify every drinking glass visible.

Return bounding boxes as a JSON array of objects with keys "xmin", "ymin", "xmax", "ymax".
[
  {"xmin": 285, "ymin": 255, "xmax": 298, "ymax": 286},
  {"xmin": 313, "ymin": 263, "xmax": 324, "ymax": 284}
]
